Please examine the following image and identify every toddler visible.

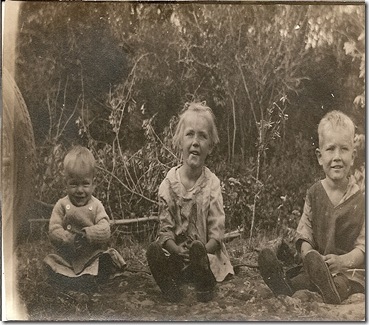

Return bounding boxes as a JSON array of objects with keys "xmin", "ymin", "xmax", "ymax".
[
  {"xmin": 44, "ymin": 146, "xmax": 126, "ymax": 290},
  {"xmin": 258, "ymin": 110, "xmax": 365, "ymax": 304},
  {"xmin": 146, "ymin": 102, "xmax": 234, "ymax": 302}
]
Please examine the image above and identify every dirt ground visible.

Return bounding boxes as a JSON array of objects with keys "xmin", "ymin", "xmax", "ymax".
[{"xmin": 16, "ymin": 238, "xmax": 365, "ymax": 321}]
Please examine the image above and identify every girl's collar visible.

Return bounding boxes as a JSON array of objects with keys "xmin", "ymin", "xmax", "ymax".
[{"xmin": 166, "ymin": 165, "xmax": 210, "ymax": 197}]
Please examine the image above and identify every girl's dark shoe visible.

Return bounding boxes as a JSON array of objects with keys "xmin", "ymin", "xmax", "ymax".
[
  {"xmin": 189, "ymin": 240, "xmax": 216, "ymax": 302},
  {"xmin": 304, "ymin": 250, "xmax": 341, "ymax": 304},
  {"xmin": 258, "ymin": 248, "xmax": 294, "ymax": 296},
  {"xmin": 146, "ymin": 242, "xmax": 183, "ymax": 302}
]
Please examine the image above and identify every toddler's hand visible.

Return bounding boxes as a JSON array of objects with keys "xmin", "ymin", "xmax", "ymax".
[
  {"xmin": 74, "ymin": 232, "xmax": 87, "ymax": 251},
  {"xmin": 323, "ymin": 254, "xmax": 345, "ymax": 274}
]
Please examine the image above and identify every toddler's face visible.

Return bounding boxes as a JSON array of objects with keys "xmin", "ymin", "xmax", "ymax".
[
  {"xmin": 180, "ymin": 113, "xmax": 212, "ymax": 171},
  {"xmin": 316, "ymin": 127, "xmax": 355, "ymax": 184},
  {"xmin": 66, "ymin": 173, "xmax": 94, "ymax": 207}
]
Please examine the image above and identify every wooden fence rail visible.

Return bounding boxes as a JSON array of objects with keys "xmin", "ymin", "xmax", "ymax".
[{"xmin": 28, "ymin": 217, "xmax": 243, "ymax": 241}]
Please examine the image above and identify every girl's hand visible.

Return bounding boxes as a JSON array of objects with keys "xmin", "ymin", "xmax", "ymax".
[
  {"xmin": 323, "ymin": 254, "xmax": 345, "ymax": 274},
  {"xmin": 165, "ymin": 239, "xmax": 189, "ymax": 262},
  {"xmin": 176, "ymin": 243, "xmax": 190, "ymax": 262},
  {"xmin": 205, "ymin": 238, "xmax": 220, "ymax": 254}
]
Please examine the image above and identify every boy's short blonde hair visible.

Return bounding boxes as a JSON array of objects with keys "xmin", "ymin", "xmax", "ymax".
[
  {"xmin": 317, "ymin": 110, "xmax": 355, "ymax": 147},
  {"xmin": 173, "ymin": 101, "xmax": 219, "ymax": 150},
  {"xmin": 63, "ymin": 146, "xmax": 95, "ymax": 177}
]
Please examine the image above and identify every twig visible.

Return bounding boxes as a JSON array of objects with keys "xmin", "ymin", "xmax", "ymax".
[
  {"xmin": 233, "ymin": 263, "xmax": 259, "ymax": 269},
  {"xmin": 96, "ymin": 165, "xmax": 158, "ymax": 205},
  {"xmin": 125, "ymin": 268, "xmax": 151, "ymax": 275}
]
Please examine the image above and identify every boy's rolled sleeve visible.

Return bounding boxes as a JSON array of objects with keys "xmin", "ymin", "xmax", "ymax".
[
  {"xmin": 296, "ymin": 193, "xmax": 316, "ymax": 252},
  {"xmin": 354, "ymin": 220, "xmax": 365, "ymax": 254},
  {"xmin": 206, "ymin": 177, "xmax": 225, "ymax": 244}
]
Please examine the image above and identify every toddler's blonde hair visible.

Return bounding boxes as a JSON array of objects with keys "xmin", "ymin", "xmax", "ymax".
[
  {"xmin": 317, "ymin": 110, "xmax": 355, "ymax": 147},
  {"xmin": 173, "ymin": 101, "xmax": 219, "ymax": 150},
  {"xmin": 63, "ymin": 146, "xmax": 95, "ymax": 177}
]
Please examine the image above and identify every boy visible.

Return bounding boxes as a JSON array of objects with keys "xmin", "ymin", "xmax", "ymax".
[{"xmin": 258, "ymin": 110, "xmax": 365, "ymax": 304}]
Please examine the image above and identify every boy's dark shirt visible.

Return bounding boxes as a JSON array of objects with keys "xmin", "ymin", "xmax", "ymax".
[{"xmin": 308, "ymin": 181, "xmax": 364, "ymax": 263}]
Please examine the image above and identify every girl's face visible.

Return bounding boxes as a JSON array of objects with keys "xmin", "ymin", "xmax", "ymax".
[
  {"xmin": 65, "ymin": 172, "xmax": 95, "ymax": 207},
  {"xmin": 316, "ymin": 127, "xmax": 355, "ymax": 185},
  {"xmin": 180, "ymin": 113, "xmax": 212, "ymax": 171}
]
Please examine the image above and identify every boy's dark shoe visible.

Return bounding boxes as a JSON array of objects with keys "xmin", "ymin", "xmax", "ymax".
[
  {"xmin": 258, "ymin": 248, "xmax": 294, "ymax": 296},
  {"xmin": 189, "ymin": 240, "xmax": 216, "ymax": 302},
  {"xmin": 304, "ymin": 250, "xmax": 341, "ymax": 304},
  {"xmin": 146, "ymin": 242, "xmax": 183, "ymax": 302}
]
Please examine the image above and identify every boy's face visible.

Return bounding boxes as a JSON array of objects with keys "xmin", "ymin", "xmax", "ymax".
[
  {"xmin": 65, "ymin": 173, "xmax": 95, "ymax": 207},
  {"xmin": 316, "ymin": 127, "xmax": 356, "ymax": 184},
  {"xmin": 180, "ymin": 113, "xmax": 212, "ymax": 171}
]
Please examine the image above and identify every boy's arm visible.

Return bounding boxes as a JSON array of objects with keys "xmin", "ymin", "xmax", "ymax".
[
  {"xmin": 295, "ymin": 193, "xmax": 316, "ymax": 258},
  {"xmin": 300, "ymin": 241, "xmax": 314, "ymax": 259},
  {"xmin": 324, "ymin": 249, "xmax": 365, "ymax": 273},
  {"xmin": 324, "ymin": 219, "xmax": 365, "ymax": 272}
]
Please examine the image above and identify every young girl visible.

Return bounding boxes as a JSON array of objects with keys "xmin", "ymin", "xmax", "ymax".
[
  {"xmin": 146, "ymin": 102, "xmax": 234, "ymax": 303},
  {"xmin": 44, "ymin": 146, "xmax": 126, "ymax": 291}
]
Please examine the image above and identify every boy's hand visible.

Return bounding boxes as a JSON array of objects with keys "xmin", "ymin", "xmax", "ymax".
[{"xmin": 323, "ymin": 254, "xmax": 345, "ymax": 273}]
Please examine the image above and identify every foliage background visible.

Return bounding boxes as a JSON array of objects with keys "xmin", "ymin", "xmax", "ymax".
[{"xmin": 7, "ymin": 2, "xmax": 365, "ymax": 236}]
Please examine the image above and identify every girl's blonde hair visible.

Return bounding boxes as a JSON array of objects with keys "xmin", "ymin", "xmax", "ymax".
[
  {"xmin": 172, "ymin": 101, "xmax": 219, "ymax": 150},
  {"xmin": 63, "ymin": 146, "xmax": 95, "ymax": 177},
  {"xmin": 318, "ymin": 110, "xmax": 355, "ymax": 147}
]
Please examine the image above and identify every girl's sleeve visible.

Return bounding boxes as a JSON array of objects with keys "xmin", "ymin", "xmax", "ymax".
[
  {"xmin": 49, "ymin": 200, "xmax": 75, "ymax": 247},
  {"xmin": 295, "ymin": 191, "xmax": 316, "ymax": 251},
  {"xmin": 207, "ymin": 176, "xmax": 225, "ymax": 244},
  {"xmin": 83, "ymin": 201, "xmax": 111, "ymax": 244},
  {"xmin": 157, "ymin": 181, "xmax": 176, "ymax": 246}
]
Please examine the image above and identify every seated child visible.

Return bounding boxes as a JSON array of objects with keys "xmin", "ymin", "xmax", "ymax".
[
  {"xmin": 44, "ymin": 146, "xmax": 126, "ymax": 290},
  {"xmin": 258, "ymin": 110, "xmax": 365, "ymax": 304},
  {"xmin": 146, "ymin": 102, "xmax": 234, "ymax": 302}
]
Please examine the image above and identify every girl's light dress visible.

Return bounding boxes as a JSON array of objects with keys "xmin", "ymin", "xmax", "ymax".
[{"xmin": 157, "ymin": 166, "xmax": 234, "ymax": 282}]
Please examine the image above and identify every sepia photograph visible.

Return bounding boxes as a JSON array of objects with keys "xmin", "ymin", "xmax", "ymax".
[{"xmin": 2, "ymin": 0, "xmax": 365, "ymax": 321}]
